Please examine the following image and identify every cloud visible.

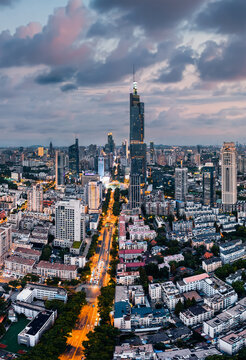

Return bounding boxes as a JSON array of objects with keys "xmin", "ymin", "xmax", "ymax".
[
  {"xmin": 197, "ymin": 38, "xmax": 246, "ymax": 81},
  {"xmin": 0, "ymin": 0, "xmax": 90, "ymax": 67},
  {"xmin": 91, "ymin": 0, "xmax": 205, "ymax": 34},
  {"xmin": 15, "ymin": 22, "xmax": 42, "ymax": 39},
  {"xmin": 0, "ymin": 0, "xmax": 18, "ymax": 6},
  {"xmin": 156, "ymin": 47, "xmax": 194, "ymax": 83},
  {"xmin": 195, "ymin": 0, "xmax": 246, "ymax": 34},
  {"xmin": 35, "ymin": 67, "xmax": 76, "ymax": 84},
  {"xmin": 60, "ymin": 83, "xmax": 78, "ymax": 92}
]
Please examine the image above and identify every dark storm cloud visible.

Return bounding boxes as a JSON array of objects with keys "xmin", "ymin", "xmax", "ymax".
[
  {"xmin": 156, "ymin": 47, "xmax": 194, "ymax": 83},
  {"xmin": 76, "ymin": 40, "xmax": 173, "ymax": 86},
  {"xmin": 197, "ymin": 38, "xmax": 246, "ymax": 81},
  {"xmin": 35, "ymin": 68, "xmax": 76, "ymax": 85},
  {"xmin": 0, "ymin": 0, "xmax": 18, "ymax": 6},
  {"xmin": 91, "ymin": 0, "xmax": 205, "ymax": 33},
  {"xmin": 195, "ymin": 0, "xmax": 246, "ymax": 34},
  {"xmin": 60, "ymin": 83, "xmax": 78, "ymax": 92}
]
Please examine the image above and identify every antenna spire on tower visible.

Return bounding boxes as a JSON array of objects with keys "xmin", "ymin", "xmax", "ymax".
[{"xmin": 133, "ymin": 64, "xmax": 137, "ymax": 94}]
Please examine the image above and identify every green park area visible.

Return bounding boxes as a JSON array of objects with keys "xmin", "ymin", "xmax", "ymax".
[{"xmin": 0, "ymin": 315, "xmax": 30, "ymax": 354}]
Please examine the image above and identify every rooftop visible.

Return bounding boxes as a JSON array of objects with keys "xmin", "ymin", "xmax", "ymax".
[
  {"xmin": 25, "ymin": 310, "xmax": 54, "ymax": 336},
  {"xmin": 5, "ymin": 256, "xmax": 35, "ymax": 266},
  {"xmin": 37, "ymin": 261, "xmax": 77, "ymax": 271},
  {"xmin": 183, "ymin": 273, "xmax": 209, "ymax": 284}
]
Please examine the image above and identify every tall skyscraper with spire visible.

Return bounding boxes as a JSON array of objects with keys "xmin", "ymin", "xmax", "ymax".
[
  {"xmin": 129, "ymin": 79, "xmax": 146, "ymax": 183},
  {"xmin": 129, "ymin": 76, "xmax": 146, "ymax": 209}
]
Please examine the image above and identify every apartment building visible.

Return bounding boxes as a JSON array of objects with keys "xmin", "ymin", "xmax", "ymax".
[
  {"xmin": 179, "ymin": 304, "xmax": 214, "ymax": 326},
  {"xmin": 162, "ymin": 281, "xmax": 184, "ymax": 310},
  {"xmin": 36, "ymin": 261, "xmax": 77, "ymax": 280},
  {"xmin": 203, "ymin": 297, "xmax": 246, "ymax": 338},
  {"xmin": 5, "ymin": 256, "xmax": 35, "ymax": 276},
  {"xmin": 202, "ymin": 257, "xmax": 222, "ymax": 273}
]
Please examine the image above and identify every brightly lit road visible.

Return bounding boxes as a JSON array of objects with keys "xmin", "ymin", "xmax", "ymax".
[{"xmin": 60, "ymin": 191, "xmax": 117, "ymax": 360}]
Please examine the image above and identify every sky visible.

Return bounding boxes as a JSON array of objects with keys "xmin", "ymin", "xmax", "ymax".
[{"xmin": 0, "ymin": 0, "xmax": 246, "ymax": 147}]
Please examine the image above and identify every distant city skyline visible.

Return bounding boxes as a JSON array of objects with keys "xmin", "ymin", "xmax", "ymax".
[{"xmin": 0, "ymin": 0, "xmax": 246, "ymax": 146}]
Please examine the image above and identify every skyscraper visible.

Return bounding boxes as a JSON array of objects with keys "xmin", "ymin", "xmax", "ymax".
[
  {"xmin": 27, "ymin": 184, "xmax": 43, "ymax": 213},
  {"xmin": 130, "ymin": 81, "xmax": 146, "ymax": 183},
  {"xmin": 202, "ymin": 163, "xmax": 216, "ymax": 206},
  {"xmin": 129, "ymin": 174, "xmax": 141, "ymax": 209},
  {"xmin": 98, "ymin": 156, "xmax": 104, "ymax": 178},
  {"xmin": 106, "ymin": 132, "xmax": 115, "ymax": 153},
  {"xmin": 38, "ymin": 147, "xmax": 44, "ymax": 157},
  {"xmin": 55, "ymin": 199, "xmax": 81, "ymax": 247},
  {"xmin": 88, "ymin": 181, "xmax": 102, "ymax": 213},
  {"xmin": 122, "ymin": 139, "xmax": 128, "ymax": 159},
  {"xmin": 221, "ymin": 142, "xmax": 237, "ymax": 210},
  {"xmin": 49, "ymin": 141, "xmax": 54, "ymax": 157},
  {"xmin": 175, "ymin": 167, "xmax": 188, "ymax": 201},
  {"xmin": 150, "ymin": 142, "xmax": 155, "ymax": 164},
  {"xmin": 69, "ymin": 138, "xmax": 79, "ymax": 176},
  {"xmin": 55, "ymin": 150, "xmax": 65, "ymax": 187}
]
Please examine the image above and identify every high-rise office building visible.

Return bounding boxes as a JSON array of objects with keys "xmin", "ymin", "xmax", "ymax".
[
  {"xmin": 69, "ymin": 138, "xmax": 79, "ymax": 176},
  {"xmin": 175, "ymin": 167, "xmax": 188, "ymax": 201},
  {"xmin": 129, "ymin": 174, "xmax": 141, "ymax": 209},
  {"xmin": 55, "ymin": 199, "xmax": 81, "ymax": 247},
  {"xmin": 49, "ymin": 142, "xmax": 54, "ymax": 157},
  {"xmin": 238, "ymin": 155, "xmax": 246, "ymax": 175},
  {"xmin": 55, "ymin": 151, "xmax": 65, "ymax": 187},
  {"xmin": 38, "ymin": 147, "xmax": 44, "ymax": 157},
  {"xmin": 98, "ymin": 156, "xmax": 104, "ymax": 178},
  {"xmin": 88, "ymin": 181, "xmax": 102, "ymax": 213},
  {"xmin": 202, "ymin": 163, "xmax": 216, "ymax": 206},
  {"xmin": 0, "ymin": 224, "xmax": 11, "ymax": 266},
  {"xmin": 150, "ymin": 142, "xmax": 155, "ymax": 164},
  {"xmin": 106, "ymin": 132, "xmax": 115, "ymax": 153},
  {"xmin": 27, "ymin": 184, "xmax": 43, "ymax": 213},
  {"xmin": 130, "ymin": 81, "xmax": 146, "ymax": 183},
  {"xmin": 122, "ymin": 139, "xmax": 128, "ymax": 159},
  {"xmin": 221, "ymin": 142, "xmax": 237, "ymax": 210}
]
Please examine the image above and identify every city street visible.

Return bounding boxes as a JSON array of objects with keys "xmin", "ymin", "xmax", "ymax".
[{"xmin": 60, "ymin": 191, "xmax": 116, "ymax": 360}]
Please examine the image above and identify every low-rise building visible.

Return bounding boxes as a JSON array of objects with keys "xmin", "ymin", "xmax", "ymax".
[
  {"xmin": 149, "ymin": 283, "xmax": 162, "ymax": 303},
  {"xmin": 202, "ymin": 257, "xmax": 222, "ymax": 273},
  {"xmin": 220, "ymin": 239, "xmax": 245, "ymax": 264},
  {"xmin": 21, "ymin": 283, "xmax": 68, "ymax": 302},
  {"xmin": 203, "ymin": 297, "xmax": 246, "ymax": 338},
  {"xmin": 18, "ymin": 310, "xmax": 56, "ymax": 347},
  {"xmin": 177, "ymin": 273, "xmax": 209, "ymax": 293},
  {"xmin": 113, "ymin": 343, "xmax": 156, "ymax": 360},
  {"xmin": 36, "ymin": 261, "xmax": 77, "ymax": 280},
  {"xmin": 162, "ymin": 281, "xmax": 184, "ymax": 310},
  {"xmin": 14, "ymin": 247, "xmax": 41, "ymax": 262},
  {"xmin": 179, "ymin": 304, "xmax": 214, "ymax": 326},
  {"xmin": 13, "ymin": 301, "xmax": 44, "ymax": 319},
  {"xmin": 219, "ymin": 329, "xmax": 246, "ymax": 355},
  {"xmin": 5, "ymin": 256, "xmax": 35, "ymax": 276}
]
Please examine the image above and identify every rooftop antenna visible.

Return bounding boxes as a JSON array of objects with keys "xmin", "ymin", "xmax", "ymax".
[{"xmin": 133, "ymin": 64, "xmax": 137, "ymax": 94}]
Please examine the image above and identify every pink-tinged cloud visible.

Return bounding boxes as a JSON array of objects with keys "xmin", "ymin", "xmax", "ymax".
[
  {"xmin": 0, "ymin": 0, "xmax": 92, "ymax": 67},
  {"xmin": 15, "ymin": 22, "xmax": 42, "ymax": 39}
]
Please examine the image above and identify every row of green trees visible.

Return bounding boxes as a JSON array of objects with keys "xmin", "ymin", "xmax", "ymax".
[
  {"xmin": 113, "ymin": 188, "xmax": 121, "ymax": 216},
  {"xmin": 20, "ymin": 291, "xmax": 86, "ymax": 360},
  {"xmin": 83, "ymin": 282, "xmax": 118, "ymax": 360},
  {"xmin": 108, "ymin": 224, "xmax": 120, "ymax": 279},
  {"xmin": 102, "ymin": 188, "xmax": 112, "ymax": 214},
  {"xmin": 215, "ymin": 258, "xmax": 246, "ymax": 281},
  {"xmin": 86, "ymin": 234, "xmax": 99, "ymax": 259}
]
